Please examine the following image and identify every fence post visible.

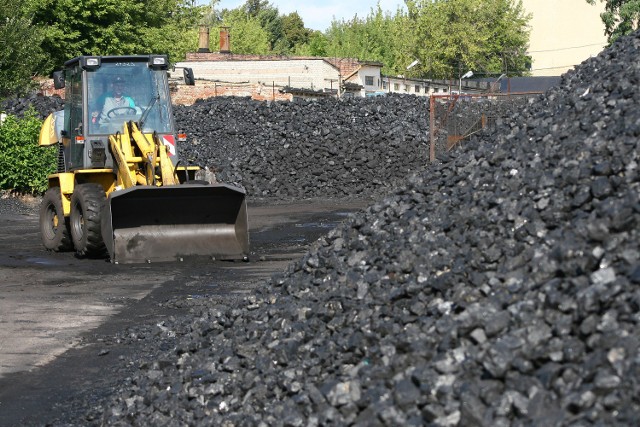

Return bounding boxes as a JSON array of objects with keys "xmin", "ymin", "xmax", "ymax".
[{"xmin": 429, "ymin": 95, "xmax": 436, "ymax": 162}]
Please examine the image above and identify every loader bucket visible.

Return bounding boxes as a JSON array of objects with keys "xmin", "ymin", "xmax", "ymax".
[{"xmin": 101, "ymin": 184, "xmax": 249, "ymax": 264}]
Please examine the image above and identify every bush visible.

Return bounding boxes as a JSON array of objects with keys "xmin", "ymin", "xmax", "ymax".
[{"xmin": 0, "ymin": 109, "xmax": 56, "ymax": 194}]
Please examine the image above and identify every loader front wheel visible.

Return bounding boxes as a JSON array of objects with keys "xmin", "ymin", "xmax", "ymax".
[
  {"xmin": 70, "ymin": 183, "xmax": 107, "ymax": 258},
  {"xmin": 40, "ymin": 187, "xmax": 73, "ymax": 252}
]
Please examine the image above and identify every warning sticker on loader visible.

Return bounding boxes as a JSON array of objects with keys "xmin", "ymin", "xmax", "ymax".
[{"xmin": 162, "ymin": 135, "xmax": 176, "ymax": 156}]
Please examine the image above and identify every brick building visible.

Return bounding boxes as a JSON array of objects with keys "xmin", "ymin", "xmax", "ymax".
[
  {"xmin": 172, "ymin": 52, "xmax": 384, "ymax": 103},
  {"xmin": 172, "ymin": 28, "xmax": 491, "ymax": 104}
]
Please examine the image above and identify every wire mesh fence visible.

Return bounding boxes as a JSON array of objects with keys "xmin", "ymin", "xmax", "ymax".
[{"xmin": 429, "ymin": 92, "xmax": 543, "ymax": 161}]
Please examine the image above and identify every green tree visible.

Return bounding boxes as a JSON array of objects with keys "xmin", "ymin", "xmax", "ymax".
[
  {"xmin": 587, "ymin": 0, "xmax": 640, "ymax": 41},
  {"xmin": 240, "ymin": 0, "xmax": 284, "ymax": 51},
  {"xmin": 218, "ymin": 8, "xmax": 271, "ymax": 54},
  {"xmin": 294, "ymin": 30, "xmax": 328, "ymax": 56},
  {"xmin": 0, "ymin": 3, "xmax": 49, "ymax": 98},
  {"xmin": 0, "ymin": 110, "xmax": 55, "ymax": 194},
  {"xmin": 406, "ymin": 0, "xmax": 530, "ymax": 79},
  {"xmin": 324, "ymin": 4, "xmax": 415, "ymax": 75},
  {"xmin": 281, "ymin": 12, "xmax": 311, "ymax": 52},
  {"xmin": 25, "ymin": 0, "xmax": 202, "ymax": 69},
  {"xmin": 386, "ymin": 8, "xmax": 419, "ymax": 76},
  {"xmin": 142, "ymin": 2, "xmax": 205, "ymax": 61},
  {"xmin": 201, "ymin": 0, "xmax": 222, "ymax": 27}
]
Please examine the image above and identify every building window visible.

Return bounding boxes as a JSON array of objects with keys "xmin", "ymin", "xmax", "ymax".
[
  {"xmin": 382, "ymin": 81, "xmax": 388, "ymax": 89},
  {"xmin": 394, "ymin": 83, "xmax": 399, "ymax": 91},
  {"xmin": 365, "ymin": 76, "xmax": 374, "ymax": 86},
  {"xmin": 404, "ymin": 85, "xmax": 409, "ymax": 92},
  {"xmin": 415, "ymin": 85, "xmax": 421, "ymax": 93}
]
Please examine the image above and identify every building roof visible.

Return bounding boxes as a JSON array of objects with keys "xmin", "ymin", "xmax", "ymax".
[
  {"xmin": 498, "ymin": 76, "xmax": 561, "ymax": 93},
  {"xmin": 183, "ymin": 52, "xmax": 382, "ymax": 80}
]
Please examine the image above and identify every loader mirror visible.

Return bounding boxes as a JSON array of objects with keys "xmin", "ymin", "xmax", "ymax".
[
  {"xmin": 183, "ymin": 68, "xmax": 195, "ymax": 86},
  {"xmin": 53, "ymin": 71, "xmax": 65, "ymax": 90}
]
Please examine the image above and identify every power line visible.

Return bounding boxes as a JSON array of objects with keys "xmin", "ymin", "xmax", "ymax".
[
  {"xmin": 527, "ymin": 42, "xmax": 606, "ymax": 53},
  {"xmin": 529, "ymin": 64, "xmax": 580, "ymax": 71}
]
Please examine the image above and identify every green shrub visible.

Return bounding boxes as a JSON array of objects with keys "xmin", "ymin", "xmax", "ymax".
[{"xmin": 0, "ymin": 109, "xmax": 56, "ymax": 194}]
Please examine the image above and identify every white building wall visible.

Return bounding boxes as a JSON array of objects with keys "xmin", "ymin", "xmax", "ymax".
[
  {"xmin": 177, "ymin": 59, "xmax": 340, "ymax": 92},
  {"xmin": 355, "ymin": 65, "xmax": 383, "ymax": 95},
  {"xmin": 381, "ymin": 77, "xmax": 449, "ymax": 97}
]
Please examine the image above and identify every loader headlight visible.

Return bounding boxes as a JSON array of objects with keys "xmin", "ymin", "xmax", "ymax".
[
  {"xmin": 149, "ymin": 55, "xmax": 169, "ymax": 70},
  {"xmin": 81, "ymin": 56, "xmax": 101, "ymax": 70}
]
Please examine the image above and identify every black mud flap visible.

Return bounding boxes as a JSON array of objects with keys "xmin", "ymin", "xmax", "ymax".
[{"xmin": 101, "ymin": 184, "xmax": 249, "ymax": 264}]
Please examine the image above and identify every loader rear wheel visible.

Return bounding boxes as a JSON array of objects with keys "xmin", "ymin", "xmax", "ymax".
[
  {"xmin": 40, "ymin": 187, "xmax": 73, "ymax": 252},
  {"xmin": 70, "ymin": 183, "xmax": 107, "ymax": 258}
]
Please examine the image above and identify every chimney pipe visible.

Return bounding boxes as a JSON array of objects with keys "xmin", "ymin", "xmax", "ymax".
[
  {"xmin": 220, "ymin": 27, "xmax": 231, "ymax": 53},
  {"xmin": 198, "ymin": 26, "xmax": 210, "ymax": 53}
]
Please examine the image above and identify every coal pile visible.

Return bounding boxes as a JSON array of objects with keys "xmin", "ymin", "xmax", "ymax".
[
  {"xmin": 0, "ymin": 93, "xmax": 64, "ymax": 119},
  {"xmin": 0, "ymin": 191, "xmax": 39, "ymax": 216},
  {"xmin": 3, "ymin": 92, "xmax": 431, "ymax": 202},
  {"xmin": 89, "ymin": 32, "xmax": 640, "ymax": 426},
  {"xmin": 174, "ymin": 95, "xmax": 430, "ymax": 201}
]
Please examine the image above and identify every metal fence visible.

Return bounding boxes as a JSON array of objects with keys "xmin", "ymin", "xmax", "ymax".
[{"xmin": 428, "ymin": 92, "xmax": 542, "ymax": 161}]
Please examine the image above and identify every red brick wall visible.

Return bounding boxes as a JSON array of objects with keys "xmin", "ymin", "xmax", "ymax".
[
  {"xmin": 185, "ymin": 52, "xmax": 325, "ymax": 62},
  {"xmin": 38, "ymin": 79, "xmax": 65, "ymax": 98},
  {"xmin": 171, "ymin": 82, "xmax": 293, "ymax": 105},
  {"xmin": 38, "ymin": 79, "xmax": 293, "ymax": 105}
]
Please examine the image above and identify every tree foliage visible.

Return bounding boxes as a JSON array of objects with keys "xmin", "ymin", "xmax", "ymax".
[
  {"xmin": 281, "ymin": 12, "xmax": 311, "ymax": 52},
  {"xmin": 0, "ymin": 3, "xmax": 49, "ymax": 98},
  {"xmin": 406, "ymin": 0, "xmax": 530, "ymax": 79},
  {"xmin": 324, "ymin": 5, "xmax": 416, "ymax": 76},
  {"xmin": 0, "ymin": 0, "xmax": 534, "ymax": 98},
  {"xmin": 587, "ymin": 0, "xmax": 640, "ymax": 41},
  {"xmin": 23, "ymin": 0, "xmax": 203, "ymax": 68},
  {"xmin": 294, "ymin": 31, "xmax": 328, "ymax": 56},
  {"xmin": 0, "ymin": 110, "xmax": 55, "ymax": 194},
  {"xmin": 325, "ymin": 9, "xmax": 387, "ymax": 63},
  {"xmin": 217, "ymin": 8, "xmax": 271, "ymax": 54},
  {"xmin": 240, "ymin": 0, "xmax": 284, "ymax": 52},
  {"xmin": 320, "ymin": 0, "xmax": 529, "ymax": 78}
]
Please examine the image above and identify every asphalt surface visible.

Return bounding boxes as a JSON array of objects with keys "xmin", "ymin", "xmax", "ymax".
[{"xmin": 0, "ymin": 195, "xmax": 368, "ymax": 426}]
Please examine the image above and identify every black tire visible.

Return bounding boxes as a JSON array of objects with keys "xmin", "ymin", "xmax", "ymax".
[
  {"xmin": 39, "ymin": 187, "xmax": 73, "ymax": 252},
  {"xmin": 70, "ymin": 183, "xmax": 107, "ymax": 258}
]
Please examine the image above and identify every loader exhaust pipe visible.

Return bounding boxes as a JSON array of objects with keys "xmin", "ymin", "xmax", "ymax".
[{"xmin": 102, "ymin": 183, "xmax": 249, "ymax": 264}]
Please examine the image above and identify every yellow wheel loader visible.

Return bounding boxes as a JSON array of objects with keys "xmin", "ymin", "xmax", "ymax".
[{"xmin": 38, "ymin": 55, "xmax": 249, "ymax": 263}]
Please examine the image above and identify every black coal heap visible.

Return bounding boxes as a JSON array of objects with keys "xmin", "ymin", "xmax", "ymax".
[
  {"xmin": 3, "ymin": 29, "xmax": 639, "ymax": 426},
  {"xmin": 95, "ymin": 31, "xmax": 639, "ymax": 426}
]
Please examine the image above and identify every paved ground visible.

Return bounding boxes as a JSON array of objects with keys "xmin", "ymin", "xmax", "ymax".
[{"xmin": 0, "ymin": 197, "xmax": 368, "ymax": 426}]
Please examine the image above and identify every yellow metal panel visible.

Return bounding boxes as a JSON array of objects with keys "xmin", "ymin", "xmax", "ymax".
[
  {"xmin": 158, "ymin": 141, "xmax": 178, "ymax": 185},
  {"xmin": 74, "ymin": 170, "xmax": 117, "ymax": 195},
  {"xmin": 130, "ymin": 122, "xmax": 155, "ymax": 158},
  {"xmin": 49, "ymin": 172, "xmax": 75, "ymax": 195},
  {"xmin": 47, "ymin": 173, "xmax": 74, "ymax": 215},
  {"xmin": 38, "ymin": 114, "xmax": 58, "ymax": 147},
  {"xmin": 109, "ymin": 134, "xmax": 135, "ymax": 188},
  {"xmin": 48, "ymin": 171, "xmax": 117, "ymax": 213},
  {"xmin": 120, "ymin": 123, "xmax": 134, "ymax": 157}
]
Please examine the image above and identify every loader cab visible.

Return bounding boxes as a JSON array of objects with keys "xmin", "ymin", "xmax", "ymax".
[{"xmin": 56, "ymin": 55, "xmax": 178, "ymax": 171}]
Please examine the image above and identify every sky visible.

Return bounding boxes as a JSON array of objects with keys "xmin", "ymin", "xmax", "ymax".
[{"xmin": 199, "ymin": 1, "xmax": 407, "ymax": 32}]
